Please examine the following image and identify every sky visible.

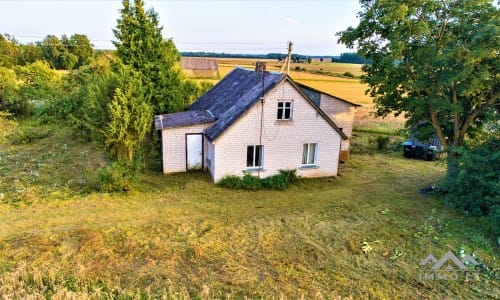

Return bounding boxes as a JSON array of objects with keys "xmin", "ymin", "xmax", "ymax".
[{"xmin": 0, "ymin": 0, "xmax": 362, "ymax": 56}]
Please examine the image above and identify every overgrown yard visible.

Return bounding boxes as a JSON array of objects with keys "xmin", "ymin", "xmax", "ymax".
[{"xmin": 0, "ymin": 122, "xmax": 498, "ymax": 299}]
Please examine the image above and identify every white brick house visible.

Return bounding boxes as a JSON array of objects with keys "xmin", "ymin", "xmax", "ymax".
[
  {"xmin": 155, "ymin": 67, "xmax": 350, "ymax": 183},
  {"xmin": 296, "ymin": 83, "xmax": 360, "ymax": 161}
]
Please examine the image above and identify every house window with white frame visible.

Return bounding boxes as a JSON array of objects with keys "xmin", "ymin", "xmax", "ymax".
[
  {"xmin": 302, "ymin": 143, "xmax": 317, "ymax": 165},
  {"xmin": 247, "ymin": 145, "xmax": 263, "ymax": 168},
  {"xmin": 277, "ymin": 101, "xmax": 292, "ymax": 120}
]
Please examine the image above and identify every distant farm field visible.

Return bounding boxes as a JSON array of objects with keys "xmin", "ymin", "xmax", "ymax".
[{"xmin": 215, "ymin": 58, "xmax": 372, "ymax": 105}]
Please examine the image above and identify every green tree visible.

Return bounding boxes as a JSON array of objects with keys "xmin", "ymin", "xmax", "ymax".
[
  {"xmin": 15, "ymin": 60, "xmax": 61, "ymax": 102},
  {"xmin": 0, "ymin": 66, "xmax": 19, "ymax": 112},
  {"xmin": 39, "ymin": 35, "xmax": 66, "ymax": 69},
  {"xmin": 18, "ymin": 43, "xmax": 43, "ymax": 65},
  {"xmin": 66, "ymin": 34, "xmax": 94, "ymax": 68},
  {"xmin": 105, "ymin": 64, "xmax": 152, "ymax": 162},
  {"xmin": 112, "ymin": 0, "xmax": 190, "ymax": 114},
  {"xmin": 0, "ymin": 34, "xmax": 20, "ymax": 67},
  {"xmin": 338, "ymin": 0, "xmax": 499, "ymax": 166},
  {"xmin": 60, "ymin": 52, "xmax": 78, "ymax": 70},
  {"xmin": 73, "ymin": 59, "xmax": 152, "ymax": 163}
]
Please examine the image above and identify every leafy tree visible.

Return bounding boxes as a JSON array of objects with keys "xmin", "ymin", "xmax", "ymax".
[
  {"xmin": 18, "ymin": 43, "xmax": 43, "ymax": 65},
  {"xmin": 338, "ymin": 0, "xmax": 499, "ymax": 166},
  {"xmin": 0, "ymin": 34, "xmax": 20, "ymax": 67},
  {"xmin": 0, "ymin": 66, "xmax": 19, "ymax": 112},
  {"xmin": 65, "ymin": 34, "xmax": 94, "ymax": 68},
  {"xmin": 113, "ymin": 0, "xmax": 188, "ymax": 114},
  {"xmin": 15, "ymin": 61, "xmax": 61, "ymax": 102},
  {"xmin": 60, "ymin": 52, "xmax": 78, "ymax": 70},
  {"xmin": 39, "ymin": 35, "xmax": 65, "ymax": 69}
]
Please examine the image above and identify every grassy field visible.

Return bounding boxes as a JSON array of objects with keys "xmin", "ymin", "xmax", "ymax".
[{"xmin": 0, "ymin": 120, "xmax": 498, "ymax": 299}]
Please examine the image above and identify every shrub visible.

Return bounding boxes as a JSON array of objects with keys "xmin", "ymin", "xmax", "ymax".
[
  {"xmin": 219, "ymin": 169, "xmax": 298, "ymax": 190},
  {"xmin": 442, "ymin": 134, "xmax": 499, "ymax": 237},
  {"xmin": 343, "ymin": 71, "xmax": 355, "ymax": 78},
  {"xmin": 218, "ymin": 175, "xmax": 242, "ymax": 189},
  {"xmin": 369, "ymin": 135, "xmax": 390, "ymax": 151},
  {"xmin": 262, "ymin": 174, "xmax": 288, "ymax": 190},
  {"xmin": 241, "ymin": 174, "xmax": 263, "ymax": 190},
  {"xmin": 8, "ymin": 127, "xmax": 52, "ymax": 145},
  {"xmin": 98, "ymin": 162, "xmax": 136, "ymax": 192},
  {"xmin": 279, "ymin": 169, "xmax": 298, "ymax": 184}
]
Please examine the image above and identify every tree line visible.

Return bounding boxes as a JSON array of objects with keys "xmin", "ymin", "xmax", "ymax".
[
  {"xmin": 0, "ymin": 33, "xmax": 93, "ymax": 70},
  {"xmin": 181, "ymin": 51, "xmax": 369, "ymax": 64}
]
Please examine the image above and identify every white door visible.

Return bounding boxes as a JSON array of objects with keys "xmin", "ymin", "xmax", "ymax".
[{"xmin": 186, "ymin": 134, "xmax": 203, "ymax": 170}]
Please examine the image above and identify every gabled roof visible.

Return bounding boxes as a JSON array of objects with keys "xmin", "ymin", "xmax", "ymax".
[
  {"xmin": 156, "ymin": 67, "xmax": 348, "ymax": 141},
  {"xmin": 154, "ymin": 110, "xmax": 215, "ymax": 130},
  {"xmin": 286, "ymin": 78, "xmax": 348, "ymax": 140},
  {"xmin": 180, "ymin": 57, "xmax": 218, "ymax": 70},
  {"xmin": 190, "ymin": 67, "xmax": 284, "ymax": 141},
  {"xmin": 295, "ymin": 82, "xmax": 362, "ymax": 107}
]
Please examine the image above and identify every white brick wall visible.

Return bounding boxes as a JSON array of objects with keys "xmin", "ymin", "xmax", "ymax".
[
  {"xmin": 319, "ymin": 94, "xmax": 356, "ymax": 151},
  {"xmin": 161, "ymin": 123, "xmax": 212, "ymax": 173},
  {"xmin": 211, "ymin": 80, "xmax": 342, "ymax": 182}
]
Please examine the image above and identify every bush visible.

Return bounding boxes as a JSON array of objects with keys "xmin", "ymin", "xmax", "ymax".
[
  {"xmin": 219, "ymin": 169, "xmax": 297, "ymax": 190},
  {"xmin": 443, "ymin": 139, "xmax": 499, "ymax": 216},
  {"xmin": 278, "ymin": 169, "xmax": 298, "ymax": 184},
  {"xmin": 343, "ymin": 71, "xmax": 355, "ymax": 78},
  {"xmin": 218, "ymin": 175, "xmax": 242, "ymax": 189},
  {"xmin": 98, "ymin": 162, "xmax": 136, "ymax": 192},
  {"xmin": 8, "ymin": 127, "xmax": 52, "ymax": 145},
  {"xmin": 442, "ymin": 135, "xmax": 499, "ymax": 237},
  {"xmin": 368, "ymin": 135, "xmax": 390, "ymax": 151},
  {"xmin": 262, "ymin": 174, "xmax": 288, "ymax": 190}
]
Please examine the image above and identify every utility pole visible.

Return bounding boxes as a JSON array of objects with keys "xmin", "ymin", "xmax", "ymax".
[{"xmin": 280, "ymin": 41, "xmax": 293, "ymax": 75}]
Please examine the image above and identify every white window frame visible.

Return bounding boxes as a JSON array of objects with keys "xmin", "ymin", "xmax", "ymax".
[
  {"xmin": 246, "ymin": 145, "xmax": 263, "ymax": 168},
  {"xmin": 302, "ymin": 143, "xmax": 318, "ymax": 166},
  {"xmin": 277, "ymin": 101, "xmax": 293, "ymax": 120}
]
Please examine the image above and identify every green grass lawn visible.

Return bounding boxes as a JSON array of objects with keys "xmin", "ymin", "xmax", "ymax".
[{"xmin": 0, "ymin": 121, "xmax": 498, "ymax": 299}]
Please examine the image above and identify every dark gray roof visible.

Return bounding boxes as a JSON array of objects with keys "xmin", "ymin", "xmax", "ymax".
[
  {"xmin": 154, "ymin": 110, "xmax": 215, "ymax": 130},
  {"xmin": 154, "ymin": 67, "xmax": 348, "ymax": 141},
  {"xmin": 190, "ymin": 67, "xmax": 284, "ymax": 141},
  {"xmin": 295, "ymin": 82, "xmax": 362, "ymax": 107}
]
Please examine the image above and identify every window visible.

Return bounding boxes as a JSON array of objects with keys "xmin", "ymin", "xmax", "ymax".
[
  {"xmin": 302, "ymin": 143, "xmax": 317, "ymax": 165},
  {"xmin": 247, "ymin": 145, "xmax": 263, "ymax": 168},
  {"xmin": 277, "ymin": 101, "xmax": 292, "ymax": 120}
]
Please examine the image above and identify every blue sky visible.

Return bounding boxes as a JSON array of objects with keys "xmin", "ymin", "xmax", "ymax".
[{"xmin": 0, "ymin": 0, "xmax": 362, "ymax": 56}]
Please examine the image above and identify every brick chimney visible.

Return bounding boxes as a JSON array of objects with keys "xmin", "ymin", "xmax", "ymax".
[{"xmin": 255, "ymin": 61, "xmax": 266, "ymax": 72}]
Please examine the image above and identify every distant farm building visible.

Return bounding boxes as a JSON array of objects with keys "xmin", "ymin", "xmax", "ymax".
[{"xmin": 180, "ymin": 57, "xmax": 219, "ymax": 78}]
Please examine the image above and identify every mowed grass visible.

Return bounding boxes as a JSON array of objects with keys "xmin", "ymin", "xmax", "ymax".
[{"xmin": 0, "ymin": 121, "xmax": 498, "ymax": 299}]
